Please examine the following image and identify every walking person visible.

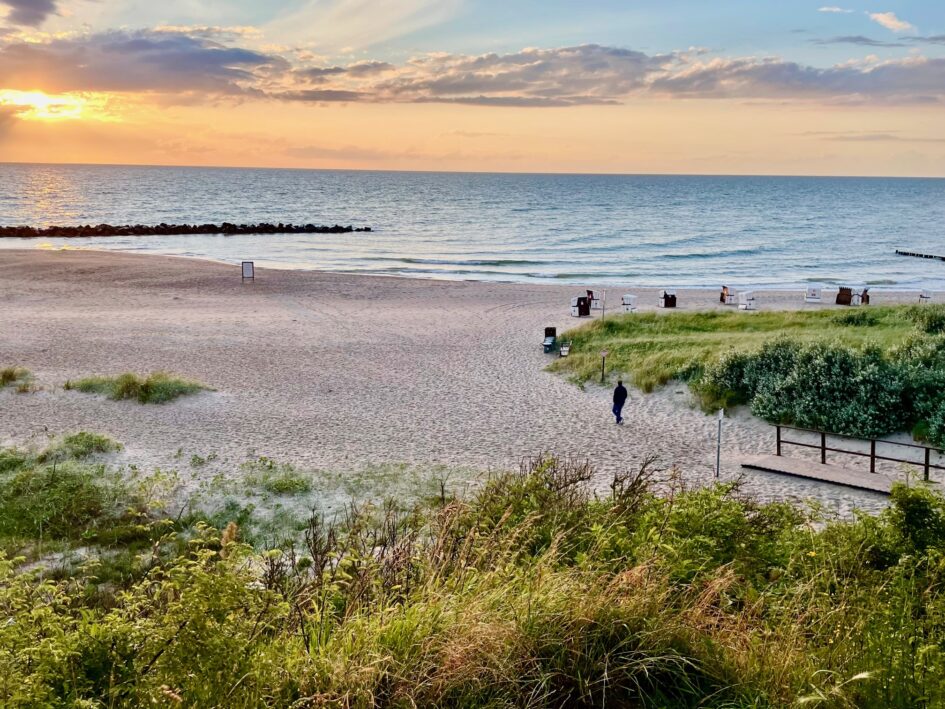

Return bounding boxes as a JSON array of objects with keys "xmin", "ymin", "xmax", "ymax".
[{"xmin": 612, "ymin": 380, "xmax": 628, "ymax": 425}]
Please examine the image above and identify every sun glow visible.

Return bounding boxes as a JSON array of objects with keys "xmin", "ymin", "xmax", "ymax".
[{"xmin": 0, "ymin": 90, "xmax": 86, "ymax": 120}]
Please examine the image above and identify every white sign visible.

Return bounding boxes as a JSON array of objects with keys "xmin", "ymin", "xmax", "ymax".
[
  {"xmin": 600, "ymin": 349, "xmax": 609, "ymax": 358},
  {"xmin": 241, "ymin": 261, "xmax": 255, "ymax": 280}
]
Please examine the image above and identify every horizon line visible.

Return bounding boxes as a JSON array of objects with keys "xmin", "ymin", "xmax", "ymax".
[{"xmin": 1, "ymin": 160, "xmax": 943, "ymax": 181}]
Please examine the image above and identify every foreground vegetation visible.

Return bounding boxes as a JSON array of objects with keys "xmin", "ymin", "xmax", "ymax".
[
  {"xmin": 65, "ymin": 371, "xmax": 210, "ymax": 403},
  {"xmin": 4, "ymin": 437, "xmax": 945, "ymax": 707},
  {"xmin": 552, "ymin": 305, "xmax": 945, "ymax": 445}
]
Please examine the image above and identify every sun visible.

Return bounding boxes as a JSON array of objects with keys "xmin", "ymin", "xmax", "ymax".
[{"xmin": 0, "ymin": 89, "xmax": 86, "ymax": 120}]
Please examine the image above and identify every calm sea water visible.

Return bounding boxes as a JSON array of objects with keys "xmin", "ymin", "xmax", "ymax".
[{"xmin": 1, "ymin": 163, "xmax": 943, "ymax": 288}]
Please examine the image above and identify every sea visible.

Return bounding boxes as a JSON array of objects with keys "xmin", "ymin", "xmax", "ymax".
[{"xmin": 1, "ymin": 163, "xmax": 943, "ymax": 289}]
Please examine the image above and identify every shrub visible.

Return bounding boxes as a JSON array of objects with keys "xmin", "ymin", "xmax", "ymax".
[
  {"xmin": 65, "ymin": 371, "xmax": 209, "ymax": 404},
  {"xmin": 928, "ymin": 400, "xmax": 945, "ymax": 449},
  {"xmin": 908, "ymin": 304, "xmax": 945, "ymax": 334}
]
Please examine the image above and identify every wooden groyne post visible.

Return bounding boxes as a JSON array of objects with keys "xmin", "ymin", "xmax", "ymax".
[{"xmin": 896, "ymin": 249, "xmax": 945, "ymax": 261}]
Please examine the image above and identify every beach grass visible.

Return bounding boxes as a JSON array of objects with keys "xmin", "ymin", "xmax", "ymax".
[
  {"xmin": 241, "ymin": 455, "xmax": 313, "ymax": 495},
  {"xmin": 64, "ymin": 371, "xmax": 210, "ymax": 404},
  {"xmin": 0, "ymin": 366, "xmax": 34, "ymax": 393},
  {"xmin": 5, "ymin": 452, "xmax": 945, "ymax": 706},
  {"xmin": 549, "ymin": 306, "xmax": 921, "ymax": 390}
]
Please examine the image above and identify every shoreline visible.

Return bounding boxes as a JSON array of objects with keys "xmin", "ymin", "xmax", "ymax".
[{"xmin": 1, "ymin": 244, "xmax": 940, "ymax": 291}]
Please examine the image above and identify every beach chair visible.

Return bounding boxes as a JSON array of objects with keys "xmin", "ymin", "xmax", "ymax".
[
  {"xmin": 836, "ymin": 287, "xmax": 853, "ymax": 306},
  {"xmin": 659, "ymin": 289, "xmax": 677, "ymax": 308},
  {"xmin": 920, "ymin": 290, "xmax": 933, "ymax": 304},
  {"xmin": 571, "ymin": 296, "xmax": 591, "ymax": 317},
  {"xmin": 559, "ymin": 340, "xmax": 572, "ymax": 357},
  {"xmin": 587, "ymin": 290, "xmax": 602, "ymax": 310},
  {"xmin": 805, "ymin": 286, "xmax": 822, "ymax": 304},
  {"xmin": 720, "ymin": 286, "xmax": 736, "ymax": 305},
  {"xmin": 621, "ymin": 294, "xmax": 637, "ymax": 313},
  {"xmin": 852, "ymin": 287, "xmax": 870, "ymax": 306},
  {"xmin": 738, "ymin": 290, "xmax": 757, "ymax": 311},
  {"xmin": 543, "ymin": 327, "xmax": 557, "ymax": 353}
]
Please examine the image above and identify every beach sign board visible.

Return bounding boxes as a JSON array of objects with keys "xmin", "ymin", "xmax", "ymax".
[{"xmin": 242, "ymin": 261, "xmax": 255, "ymax": 282}]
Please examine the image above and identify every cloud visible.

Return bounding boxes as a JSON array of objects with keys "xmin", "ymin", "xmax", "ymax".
[
  {"xmin": 802, "ymin": 130, "xmax": 945, "ymax": 143},
  {"xmin": 648, "ymin": 55, "xmax": 945, "ymax": 104},
  {"xmin": 2, "ymin": 30, "xmax": 943, "ymax": 110},
  {"xmin": 297, "ymin": 60, "xmax": 393, "ymax": 84},
  {"xmin": 910, "ymin": 35, "xmax": 945, "ymax": 46},
  {"xmin": 281, "ymin": 45, "xmax": 668, "ymax": 106},
  {"xmin": 868, "ymin": 12, "xmax": 915, "ymax": 32},
  {"xmin": 0, "ymin": 0, "xmax": 57, "ymax": 26},
  {"xmin": 811, "ymin": 35, "xmax": 907, "ymax": 47},
  {"xmin": 818, "ymin": 6, "xmax": 854, "ymax": 12},
  {"xmin": 0, "ymin": 29, "xmax": 286, "ymax": 95}
]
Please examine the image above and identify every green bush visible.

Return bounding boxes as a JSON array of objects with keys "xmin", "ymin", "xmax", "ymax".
[
  {"xmin": 928, "ymin": 401, "xmax": 945, "ymax": 449},
  {"xmin": 65, "ymin": 371, "xmax": 209, "ymax": 404},
  {"xmin": 907, "ymin": 304, "xmax": 945, "ymax": 334},
  {"xmin": 701, "ymin": 340, "xmax": 907, "ymax": 438}
]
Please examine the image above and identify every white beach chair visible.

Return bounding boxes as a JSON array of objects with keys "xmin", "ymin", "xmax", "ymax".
[
  {"xmin": 738, "ymin": 290, "xmax": 757, "ymax": 311},
  {"xmin": 659, "ymin": 289, "xmax": 677, "ymax": 308},
  {"xmin": 621, "ymin": 294, "xmax": 637, "ymax": 313},
  {"xmin": 920, "ymin": 290, "xmax": 933, "ymax": 304},
  {"xmin": 805, "ymin": 286, "xmax": 822, "ymax": 304},
  {"xmin": 587, "ymin": 290, "xmax": 602, "ymax": 310},
  {"xmin": 559, "ymin": 340, "xmax": 572, "ymax": 358}
]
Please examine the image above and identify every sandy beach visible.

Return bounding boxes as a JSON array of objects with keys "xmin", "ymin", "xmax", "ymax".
[{"xmin": 1, "ymin": 248, "xmax": 933, "ymax": 516}]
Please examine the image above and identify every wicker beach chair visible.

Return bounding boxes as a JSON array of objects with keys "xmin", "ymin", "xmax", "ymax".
[
  {"xmin": 720, "ymin": 286, "xmax": 736, "ymax": 305},
  {"xmin": 836, "ymin": 287, "xmax": 853, "ymax": 306},
  {"xmin": 543, "ymin": 327, "xmax": 557, "ymax": 353},
  {"xmin": 559, "ymin": 341, "xmax": 572, "ymax": 357},
  {"xmin": 659, "ymin": 289, "xmax": 677, "ymax": 308}
]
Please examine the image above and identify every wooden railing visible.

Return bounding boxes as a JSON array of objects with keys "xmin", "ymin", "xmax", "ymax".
[{"xmin": 775, "ymin": 425, "xmax": 945, "ymax": 482}]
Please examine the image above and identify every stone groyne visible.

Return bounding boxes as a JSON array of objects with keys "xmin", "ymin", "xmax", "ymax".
[{"xmin": 0, "ymin": 223, "xmax": 372, "ymax": 238}]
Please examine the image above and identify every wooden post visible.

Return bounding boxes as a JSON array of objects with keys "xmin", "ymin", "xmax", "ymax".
[
  {"xmin": 821, "ymin": 431, "xmax": 826, "ymax": 465},
  {"xmin": 870, "ymin": 440, "xmax": 876, "ymax": 474},
  {"xmin": 776, "ymin": 426, "xmax": 781, "ymax": 457},
  {"xmin": 926, "ymin": 447, "xmax": 932, "ymax": 482}
]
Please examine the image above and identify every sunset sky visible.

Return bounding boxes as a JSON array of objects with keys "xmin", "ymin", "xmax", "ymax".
[{"xmin": 0, "ymin": 0, "xmax": 943, "ymax": 175}]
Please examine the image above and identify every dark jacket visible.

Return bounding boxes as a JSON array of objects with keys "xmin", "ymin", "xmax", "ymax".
[{"xmin": 613, "ymin": 384, "xmax": 628, "ymax": 406}]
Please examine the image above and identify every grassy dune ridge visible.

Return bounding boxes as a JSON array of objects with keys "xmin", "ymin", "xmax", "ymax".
[
  {"xmin": 4, "ymin": 441, "xmax": 945, "ymax": 706},
  {"xmin": 552, "ymin": 305, "xmax": 945, "ymax": 443}
]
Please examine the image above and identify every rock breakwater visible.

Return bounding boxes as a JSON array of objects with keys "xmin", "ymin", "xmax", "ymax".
[{"xmin": 0, "ymin": 223, "xmax": 372, "ymax": 238}]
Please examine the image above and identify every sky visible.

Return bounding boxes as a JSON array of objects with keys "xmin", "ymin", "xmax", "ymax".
[{"xmin": 0, "ymin": 0, "xmax": 943, "ymax": 175}]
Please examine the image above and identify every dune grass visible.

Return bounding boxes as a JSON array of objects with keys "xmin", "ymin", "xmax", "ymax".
[
  {"xmin": 4, "ymin": 453, "xmax": 945, "ymax": 706},
  {"xmin": 64, "ymin": 371, "xmax": 210, "ymax": 404},
  {"xmin": 550, "ymin": 305, "xmax": 921, "ymax": 391},
  {"xmin": 0, "ymin": 366, "xmax": 34, "ymax": 393}
]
